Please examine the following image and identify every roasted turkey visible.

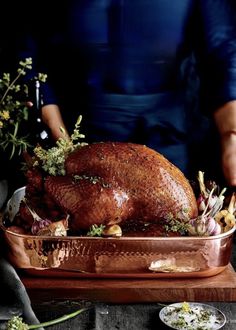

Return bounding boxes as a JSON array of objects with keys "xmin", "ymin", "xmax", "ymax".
[{"xmin": 17, "ymin": 142, "xmax": 198, "ymax": 236}]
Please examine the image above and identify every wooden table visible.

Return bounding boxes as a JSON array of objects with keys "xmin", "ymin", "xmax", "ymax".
[
  {"xmin": 31, "ymin": 301, "xmax": 236, "ymax": 330},
  {"xmin": 18, "ymin": 264, "xmax": 236, "ymax": 329},
  {"xmin": 21, "ymin": 264, "xmax": 236, "ymax": 304}
]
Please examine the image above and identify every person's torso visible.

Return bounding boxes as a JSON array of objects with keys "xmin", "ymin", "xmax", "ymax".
[{"xmin": 45, "ymin": 0, "xmax": 196, "ymax": 94}]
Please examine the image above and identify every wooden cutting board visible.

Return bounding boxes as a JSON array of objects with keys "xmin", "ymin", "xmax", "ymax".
[{"xmin": 21, "ymin": 264, "xmax": 236, "ymax": 304}]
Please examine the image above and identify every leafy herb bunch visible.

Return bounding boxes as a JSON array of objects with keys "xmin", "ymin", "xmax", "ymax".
[
  {"xmin": 0, "ymin": 58, "xmax": 47, "ymax": 159},
  {"xmin": 33, "ymin": 115, "xmax": 87, "ymax": 176}
]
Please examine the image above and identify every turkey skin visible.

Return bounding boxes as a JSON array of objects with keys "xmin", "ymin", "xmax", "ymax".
[{"xmin": 41, "ymin": 142, "xmax": 198, "ymax": 233}]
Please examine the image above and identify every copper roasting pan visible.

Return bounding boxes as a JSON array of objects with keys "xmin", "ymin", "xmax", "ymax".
[{"xmin": 0, "ymin": 187, "xmax": 235, "ymax": 278}]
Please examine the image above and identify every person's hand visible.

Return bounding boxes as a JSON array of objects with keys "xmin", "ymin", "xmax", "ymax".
[
  {"xmin": 42, "ymin": 104, "xmax": 70, "ymax": 141},
  {"xmin": 26, "ymin": 102, "xmax": 70, "ymax": 142},
  {"xmin": 220, "ymin": 132, "xmax": 236, "ymax": 186}
]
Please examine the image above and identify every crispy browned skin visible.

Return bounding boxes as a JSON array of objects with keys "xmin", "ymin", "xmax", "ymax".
[
  {"xmin": 45, "ymin": 176, "xmax": 132, "ymax": 231},
  {"xmin": 44, "ymin": 142, "xmax": 198, "ymax": 232}
]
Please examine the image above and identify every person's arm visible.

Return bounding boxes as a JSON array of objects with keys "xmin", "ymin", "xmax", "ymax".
[
  {"xmin": 214, "ymin": 100, "xmax": 236, "ymax": 186},
  {"xmin": 198, "ymin": 0, "xmax": 236, "ymax": 185},
  {"xmin": 41, "ymin": 104, "xmax": 70, "ymax": 141}
]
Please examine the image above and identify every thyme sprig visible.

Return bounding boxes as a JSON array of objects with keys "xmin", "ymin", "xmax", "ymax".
[
  {"xmin": 87, "ymin": 224, "xmax": 106, "ymax": 237},
  {"xmin": 164, "ymin": 218, "xmax": 190, "ymax": 235},
  {"xmin": 33, "ymin": 115, "xmax": 87, "ymax": 175}
]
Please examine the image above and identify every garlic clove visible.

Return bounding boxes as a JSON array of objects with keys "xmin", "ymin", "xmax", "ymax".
[
  {"xmin": 206, "ymin": 217, "xmax": 217, "ymax": 235},
  {"xmin": 212, "ymin": 222, "xmax": 222, "ymax": 235},
  {"xmin": 102, "ymin": 224, "xmax": 122, "ymax": 237}
]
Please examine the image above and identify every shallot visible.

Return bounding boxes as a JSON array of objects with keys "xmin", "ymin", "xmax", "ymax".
[
  {"xmin": 188, "ymin": 172, "xmax": 227, "ymax": 236},
  {"xmin": 23, "ymin": 199, "xmax": 52, "ymax": 235}
]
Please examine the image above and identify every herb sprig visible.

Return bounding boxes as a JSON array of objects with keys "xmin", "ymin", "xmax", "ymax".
[
  {"xmin": 33, "ymin": 115, "xmax": 87, "ymax": 175},
  {"xmin": 0, "ymin": 58, "xmax": 47, "ymax": 159},
  {"xmin": 87, "ymin": 224, "xmax": 106, "ymax": 237},
  {"xmin": 7, "ymin": 307, "xmax": 89, "ymax": 330}
]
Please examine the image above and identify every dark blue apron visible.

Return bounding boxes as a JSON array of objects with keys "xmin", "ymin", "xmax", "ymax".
[{"xmin": 86, "ymin": 91, "xmax": 189, "ymax": 173}]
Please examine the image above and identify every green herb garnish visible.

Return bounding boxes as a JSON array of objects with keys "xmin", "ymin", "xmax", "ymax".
[
  {"xmin": 164, "ymin": 218, "xmax": 190, "ymax": 235},
  {"xmin": 87, "ymin": 224, "xmax": 106, "ymax": 237},
  {"xmin": 33, "ymin": 115, "xmax": 87, "ymax": 175}
]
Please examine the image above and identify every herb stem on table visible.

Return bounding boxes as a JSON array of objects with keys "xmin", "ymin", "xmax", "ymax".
[{"xmin": 7, "ymin": 307, "xmax": 90, "ymax": 330}]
